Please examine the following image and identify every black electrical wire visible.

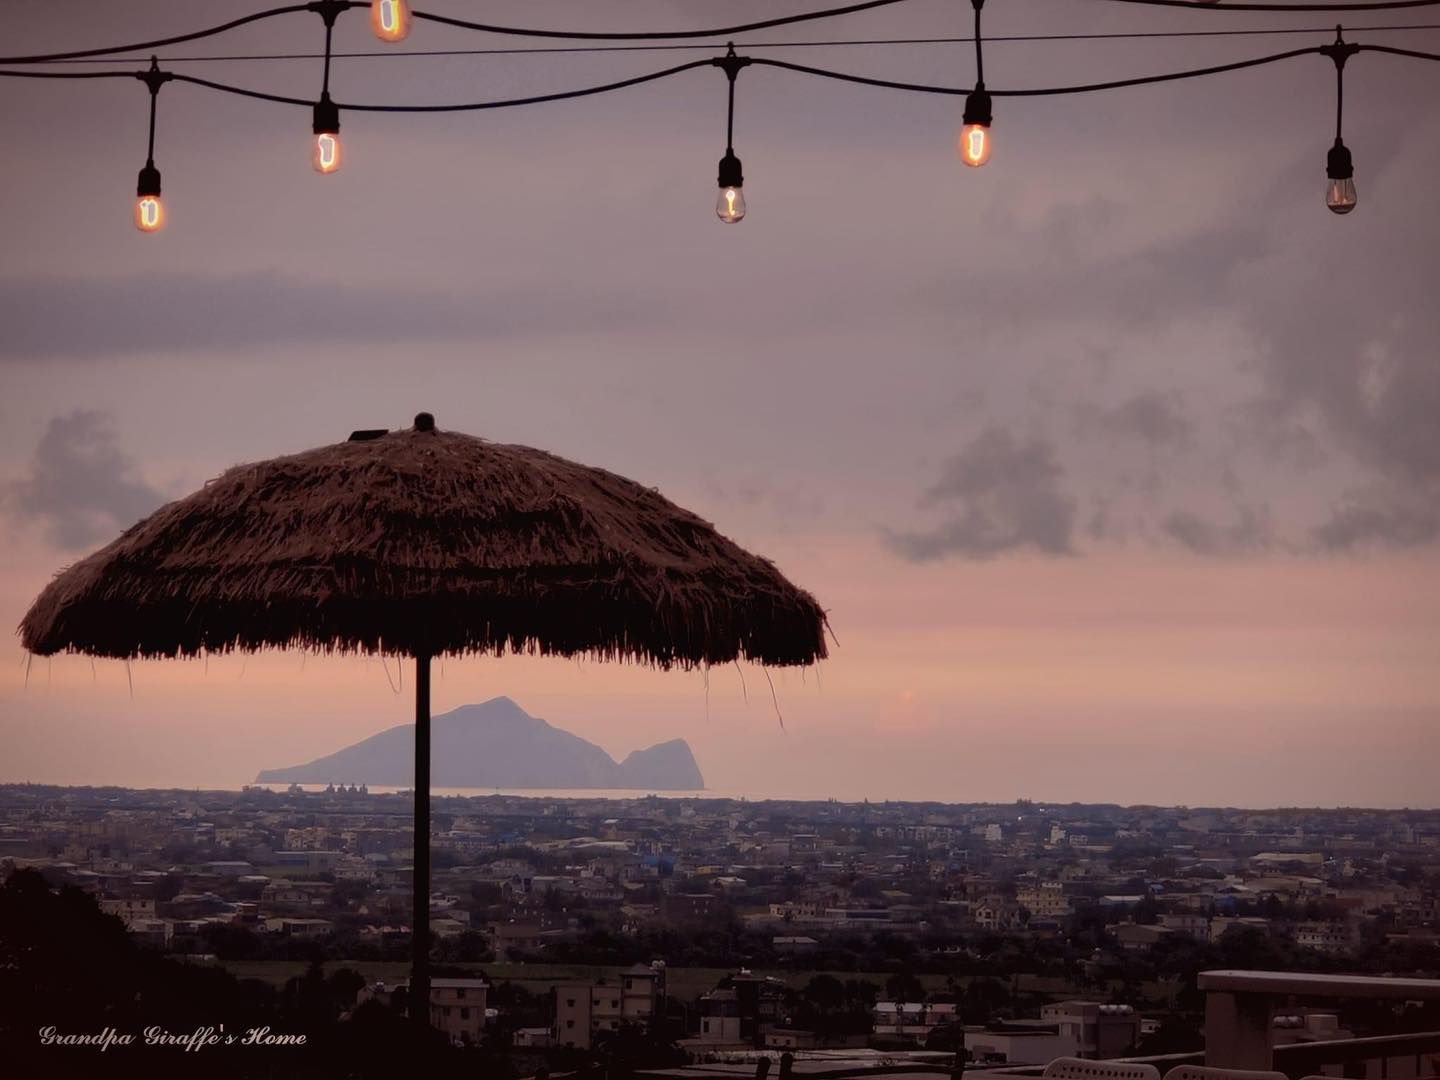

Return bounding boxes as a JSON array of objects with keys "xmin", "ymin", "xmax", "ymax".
[
  {"xmin": 18, "ymin": 25, "xmax": 1440, "ymax": 64},
  {"xmin": 1356, "ymin": 38, "xmax": 1440, "ymax": 53},
  {"xmin": 409, "ymin": 0, "xmax": 917, "ymax": 41},
  {"xmin": 747, "ymin": 44, "xmax": 1326, "ymax": 95},
  {"xmin": 0, "ymin": 5, "xmax": 314, "ymax": 65},
  {"xmin": 0, "ymin": 0, "xmax": 918, "ymax": 65},
  {"xmin": 8, "ymin": 0, "xmax": 1440, "ymax": 67},
  {"xmin": 162, "ymin": 58, "xmax": 718, "ymax": 111},
  {"xmin": 1, "ymin": 36, "xmax": 1436, "ymax": 109},
  {"xmin": 1099, "ymin": 0, "xmax": 1440, "ymax": 9},
  {"xmin": 11, "ymin": 24, "xmax": 1440, "ymax": 64}
]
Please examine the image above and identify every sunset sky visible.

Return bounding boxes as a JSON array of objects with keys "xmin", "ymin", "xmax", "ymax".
[{"xmin": 3, "ymin": 1, "xmax": 1438, "ymax": 807}]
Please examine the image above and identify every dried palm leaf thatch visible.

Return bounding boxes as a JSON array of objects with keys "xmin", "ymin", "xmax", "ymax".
[{"xmin": 19, "ymin": 417, "xmax": 828, "ymax": 667}]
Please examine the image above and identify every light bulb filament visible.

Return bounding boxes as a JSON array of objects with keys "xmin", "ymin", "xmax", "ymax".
[
  {"xmin": 135, "ymin": 195, "xmax": 164, "ymax": 233},
  {"xmin": 379, "ymin": 0, "xmax": 401, "ymax": 33},
  {"xmin": 316, "ymin": 133, "xmax": 339, "ymax": 173}
]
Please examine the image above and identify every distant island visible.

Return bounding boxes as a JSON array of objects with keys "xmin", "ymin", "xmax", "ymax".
[{"xmin": 253, "ymin": 696, "xmax": 704, "ymax": 790}]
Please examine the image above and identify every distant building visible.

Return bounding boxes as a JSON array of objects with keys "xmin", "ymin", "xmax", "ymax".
[
  {"xmin": 553, "ymin": 962, "xmax": 665, "ymax": 1050},
  {"xmin": 1038, "ymin": 1002, "xmax": 1140, "ymax": 1059},
  {"xmin": 360, "ymin": 978, "xmax": 488, "ymax": 1046},
  {"xmin": 966, "ymin": 1023, "xmax": 1079, "ymax": 1065},
  {"xmin": 872, "ymin": 1001, "xmax": 958, "ymax": 1044}
]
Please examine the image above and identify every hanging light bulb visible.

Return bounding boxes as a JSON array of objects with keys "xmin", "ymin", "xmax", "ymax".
[
  {"xmin": 134, "ymin": 161, "xmax": 164, "ymax": 233},
  {"xmin": 959, "ymin": 87, "xmax": 993, "ymax": 168},
  {"xmin": 716, "ymin": 150, "xmax": 746, "ymax": 223},
  {"xmin": 1325, "ymin": 140, "xmax": 1356, "ymax": 215},
  {"xmin": 371, "ymin": 0, "xmax": 411, "ymax": 43},
  {"xmin": 312, "ymin": 92, "xmax": 342, "ymax": 174}
]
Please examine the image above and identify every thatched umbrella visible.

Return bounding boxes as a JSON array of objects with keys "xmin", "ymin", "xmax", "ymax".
[{"xmin": 19, "ymin": 412, "xmax": 827, "ymax": 1027}]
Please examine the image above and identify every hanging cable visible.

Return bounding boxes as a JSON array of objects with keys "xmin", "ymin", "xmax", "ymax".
[
  {"xmin": 11, "ymin": 0, "xmax": 1440, "ymax": 69},
  {"xmin": 714, "ymin": 44, "xmax": 751, "ymax": 223},
  {"xmin": 5, "ymin": 39, "xmax": 1436, "ymax": 105},
  {"xmin": 1098, "ymin": 0, "xmax": 1440, "ymax": 11},
  {"xmin": 21, "ymin": 24, "xmax": 1440, "ymax": 65},
  {"xmin": 1320, "ymin": 25, "xmax": 1360, "ymax": 212},
  {"xmin": 0, "ymin": 4, "xmax": 315, "ymax": 65},
  {"xmin": 746, "ymin": 43, "xmax": 1327, "ymax": 95},
  {"xmin": 960, "ymin": 0, "xmax": 993, "ymax": 167},
  {"xmin": 134, "ymin": 57, "xmax": 173, "ymax": 232},
  {"xmin": 410, "ymin": 0, "xmax": 916, "ymax": 41}
]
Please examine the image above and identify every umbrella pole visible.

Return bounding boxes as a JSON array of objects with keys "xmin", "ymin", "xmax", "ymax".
[{"xmin": 412, "ymin": 651, "xmax": 431, "ymax": 1031}]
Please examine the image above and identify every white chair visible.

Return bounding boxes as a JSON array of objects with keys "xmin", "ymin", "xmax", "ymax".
[
  {"xmin": 1042, "ymin": 1058, "xmax": 1162, "ymax": 1080},
  {"xmin": 1162, "ymin": 1066, "xmax": 1288, "ymax": 1080}
]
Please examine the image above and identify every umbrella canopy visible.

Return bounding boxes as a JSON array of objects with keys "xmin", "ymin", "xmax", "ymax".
[
  {"xmin": 20, "ymin": 414, "xmax": 827, "ymax": 667},
  {"xmin": 19, "ymin": 413, "xmax": 828, "ymax": 1034}
]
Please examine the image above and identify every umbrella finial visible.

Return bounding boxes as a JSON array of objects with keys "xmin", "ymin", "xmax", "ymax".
[{"xmin": 414, "ymin": 412, "xmax": 435, "ymax": 432}]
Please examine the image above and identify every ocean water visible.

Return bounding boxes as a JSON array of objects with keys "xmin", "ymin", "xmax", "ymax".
[{"xmin": 246, "ymin": 783, "xmax": 733, "ymax": 801}]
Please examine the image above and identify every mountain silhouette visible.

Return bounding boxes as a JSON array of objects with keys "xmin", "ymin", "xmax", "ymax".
[{"xmin": 253, "ymin": 696, "xmax": 704, "ymax": 790}]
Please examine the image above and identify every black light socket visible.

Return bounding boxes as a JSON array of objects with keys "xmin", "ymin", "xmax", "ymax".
[
  {"xmin": 717, "ymin": 150, "xmax": 744, "ymax": 189},
  {"xmin": 313, "ymin": 92, "xmax": 341, "ymax": 136},
  {"xmin": 962, "ymin": 87, "xmax": 992, "ymax": 127},
  {"xmin": 137, "ymin": 162, "xmax": 162, "ymax": 198},
  {"xmin": 1327, "ymin": 138, "xmax": 1354, "ymax": 181}
]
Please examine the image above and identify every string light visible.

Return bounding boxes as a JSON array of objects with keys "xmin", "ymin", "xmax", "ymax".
[
  {"xmin": 312, "ymin": 0, "xmax": 345, "ymax": 174},
  {"xmin": 371, "ymin": 0, "xmax": 412, "ymax": 43},
  {"xmin": 134, "ymin": 57, "xmax": 172, "ymax": 233},
  {"xmin": 714, "ymin": 45, "xmax": 751, "ymax": 223},
  {"xmin": 313, "ymin": 92, "xmax": 342, "ymax": 172},
  {"xmin": 4, "ymin": 9, "xmax": 1440, "ymax": 229},
  {"xmin": 959, "ymin": 0, "xmax": 992, "ymax": 167},
  {"xmin": 1320, "ymin": 27, "xmax": 1360, "ymax": 213}
]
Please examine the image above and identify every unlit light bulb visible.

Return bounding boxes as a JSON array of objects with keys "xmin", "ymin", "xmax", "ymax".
[
  {"xmin": 1326, "ymin": 178, "xmax": 1357, "ymax": 214},
  {"xmin": 717, "ymin": 186, "xmax": 746, "ymax": 223},
  {"xmin": 371, "ymin": 0, "xmax": 411, "ymax": 42},
  {"xmin": 1326, "ymin": 139, "xmax": 1356, "ymax": 216}
]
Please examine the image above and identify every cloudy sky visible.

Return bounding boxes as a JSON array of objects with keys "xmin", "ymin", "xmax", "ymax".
[{"xmin": 3, "ymin": 0, "xmax": 1438, "ymax": 806}]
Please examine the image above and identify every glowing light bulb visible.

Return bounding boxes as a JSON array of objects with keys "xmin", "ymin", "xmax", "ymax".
[
  {"xmin": 1326, "ymin": 139, "xmax": 1356, "ymax": 215},
  {"xmin": 134, "ymin": 162, "xmax": 163, "ymax": 233},
  {"xmin": 959, "ymin": 123, "xmax": 991, "ymax": 168},
  {"xmin": 717, "ymin": 186, "xmax": 746, "ymax": 223},
  {"xmin": 716, "ymin": 150, "xmax": 746, "ymax": 223},
  {"xmin": 371, "ymin": 0, "xmax": 411, "ymax": 42},
  {"xmin": 134, "ymin": 195, "xmax": 165, "ymax": 232},
  {"xmin": 313, "ymin": 131, "xmax": 342, "ymax": 174},
  {"xmin": 959, "ymin": 86, "xmax": 993, "ymax": 169},
  {"xmin": 312, "ymin": 94, "xmax": 342, "ymax": 174}
]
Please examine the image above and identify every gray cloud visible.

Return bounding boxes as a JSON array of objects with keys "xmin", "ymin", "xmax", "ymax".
[
  {"xmin": 1312, "ymin": 486, "xmax": 1440, "ymax": 551},
  {"xmin": 0, "ymin": 270, "xmax": 682, "ymax": 361},
  {"xmin": 1162, "ymin": 504, "xmax": 1272, "ymax": 557},
  {"xmin": 888, "ymin": 427, "xmax": 1076, "ymax": 561},
  {"xmin": 1102, "ymin": 390, "xmax": 1192, "ymax": 447},
  {"xmin": 4, "ymin": 411, "xmax": 166, "ymax": 549}
]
